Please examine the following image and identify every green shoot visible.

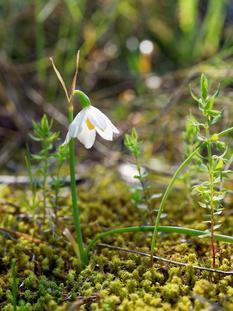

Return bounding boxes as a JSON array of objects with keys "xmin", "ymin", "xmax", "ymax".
[
  {"xmin": 124, "ymin": 128, "xmax": 154, "ymax": 222},
  {"xmin": 30, "ymin": 115, "xmax": 59, "ymax": 221},
  {"xmin": 88, "ymin": 224, "xmax": 233, "ymax": 253},
  {"xmin": 25, "ymin": 147, "xmax": 37, "ymax": 210},
  {"xmin": 191, "ymin": 74, "xmax": 231, "ymax": 268},
  {"xmin": 11, "ymin": 258, "xmax": 17, "ymax": 311},
  {"xmin": 150, "ymin": 74, "xmax": 233, "ymax": 269}
]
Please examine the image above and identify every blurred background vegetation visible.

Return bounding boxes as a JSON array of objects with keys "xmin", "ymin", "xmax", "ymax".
[{"xmin": 0, "ymin": 0, "xmax": 233, "ymax": 171}]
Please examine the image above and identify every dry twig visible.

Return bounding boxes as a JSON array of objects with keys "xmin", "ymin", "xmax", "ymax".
[{"xmin": 97, "ymin": 243, "xmax": 233, "ymax": 275}]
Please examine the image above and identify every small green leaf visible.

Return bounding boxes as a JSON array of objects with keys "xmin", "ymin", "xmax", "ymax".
[
  {"xmin": 213, "ymin": 83, "xmax": 220, "ymax": 98},
  {"xmin": 204, "ymin": 96, "xmax": 214, "ymax": 113},
  {"xmin": 215, "ymin": 158, "xmax": 223, "ymax": 170},
  {"xmin": 200, "ymin": 74, "xmax": 208, "ymax": 100},
  {"xmin": 132, "ymin": 128, "xmax": 137, "ymax": 139},
  {"xmin": 189, "ymin": 84, "xmax": 200, "ymax": 102},
  {"xmin": 210, "ymin": 109, "xmax": 224, "ymax": 125}
]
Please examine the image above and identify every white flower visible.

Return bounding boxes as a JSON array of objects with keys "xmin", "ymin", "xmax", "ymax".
[{"xmin": 63, "ymin": 106, "xmax": 119, "ymax": 149}]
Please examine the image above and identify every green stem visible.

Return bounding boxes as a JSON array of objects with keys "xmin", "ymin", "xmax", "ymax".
[
  {"xmin": 135, "ymin": 155, "xmax": 150, "ymax": 223},
  {"xmin": 87, "ymin": 225, "xmax": 233, "ymax": 253},
  {"xmin": 25, "ymin": 150, "xmax": 37, "ymax": 209},
  {"xmin": 150, "ymin": 144, "xmax": 203, "ymax": 256},
  {"xmin": 205, "ymin": 116, "xmax": 216, "ymax": 268},
  {"xmin": 54, "ymin": 166, "xmax": 61, "ymax": 224},
  {"xmin": 68, "ymin": 108, "xmax": 87, "ymax": 266},
  {"xmin": 42, "ymin": 141, "xmax": 48, "ymax": 222},
  {"xmin": 11, "ymin": 258, "xmax": 17, "ymax": 311}
]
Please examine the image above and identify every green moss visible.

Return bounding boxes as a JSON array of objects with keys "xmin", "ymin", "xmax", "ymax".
[
  {"xmin": 193, "ymin": 279, "xmax": 216, "ymax": 298},
  {"xmin": 0, "ymin": 168, "xmax": 233, "ymax": 310}
]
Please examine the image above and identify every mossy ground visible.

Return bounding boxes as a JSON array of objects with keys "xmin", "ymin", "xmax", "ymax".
[{"xmin": 0, "ymin": 166, "xmax": 233, "ymax": 310}]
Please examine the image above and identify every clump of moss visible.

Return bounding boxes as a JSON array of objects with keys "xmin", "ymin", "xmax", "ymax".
[{"xmin": 0, "ymin": 167, "xmax": 233, "ymax": 310}]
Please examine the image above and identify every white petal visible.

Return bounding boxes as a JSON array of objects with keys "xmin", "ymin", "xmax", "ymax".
[
  {"xmin": 63, "ymin": 132, "xmax": 71, "ymax": 145},
  {"xmin": 106, "ymin": 119, "xmax": 119, "ymax": 134},
  {"xmin": 96, "ymin": 125, "xmax": 113, "ymax": 141},
  {"xmin": 77, "ymin": 123, "xmax": 96, "ymax": 149},
  {"xmin": 88, "ymin": 106, "xmax": 108, "ymax": 130},
  {"xmin": 89, "ymin": 106, "xmax": 119, "ymax": 134},
  {"xmin": 62, "ymin": 110, "xmax": 86, "ymax": 145}
]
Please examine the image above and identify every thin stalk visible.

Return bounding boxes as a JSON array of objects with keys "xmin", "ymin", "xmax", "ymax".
[
  {"xmin": 87, "ymin": 225, "xmax": 233, "ymax": 253},
  {"xmin": 135, "ymin": 155, "xmax": 150, "ymax": 223},
  {"xmin": 150, "ymin": 144, "xmax": 203, "ymax": 259},
  {"xmin": 98, "ymin": 243, "xmax": 233, "ymax": 275},
  {"xmin": 42, "ymin": 141, "xmax": 48, "ymax": 222},
  {"xmin": 205, "ymin": 116, "xmax": 216, "ymax": 268},
  {"xmin": 25, "ymin": 150, "xmax": 37, "ymax": 209},
  {"xmin": 11, "ymin": 258, "xmax": 17, "ymax": 311},
  {"xmin": 54, "ymin": 162, "xmax": 62, "ymax": 224},
  {"xmin": 68, "ymin": 106, "xmax": 88, "ymax": 267}
]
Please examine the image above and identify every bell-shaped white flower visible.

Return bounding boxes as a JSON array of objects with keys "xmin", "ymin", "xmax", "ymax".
[{"xmin": 63, "ymin": 90, "xmax": 119, "ymax": 149}]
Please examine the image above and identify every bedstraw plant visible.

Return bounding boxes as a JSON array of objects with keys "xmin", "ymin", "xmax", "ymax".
[
  {"xmin": 180, "ymin": 114, "xmax": 200, "ymax": 207},
  {"xmin": 151, "ymin": 74, "xmax": 233, "ymax": 268},
  {"xmin": 124, "ymin": 128, "xmax": 150, "ymax": 222},
  {"xmin": 30, "ymin": 115, "xmax": 59, "ymax": 221},
  {"xmin": 191, "ymin": 74, "xmax": 231, "ymax": 268},
  {"xmin": 124, "ymin": 128, "xmax": 161, "ymax": 224}
]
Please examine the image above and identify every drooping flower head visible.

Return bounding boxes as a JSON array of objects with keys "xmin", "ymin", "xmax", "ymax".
[{"xmin": 63, "ymin": 90, "xmax": 119, "ymax": 149}]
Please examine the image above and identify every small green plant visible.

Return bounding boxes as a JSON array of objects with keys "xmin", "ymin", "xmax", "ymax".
[
  {"xmin": 190, "ymin": 74, "xmax": 231, "ymax": 268},
  {"xmin": 124, "ymin": 128, "xmax": 154, "ymax": 223},
  {"xmin": 150, "ymin": 74, "xmax": 233, "ymax": 268},
  {"xmin": 180, "ymin": 114, "xmax": 201, "ymax": 208},
  {"xmin": 30, "ymin": 115, "xmax": 60, "ymax": 221}
]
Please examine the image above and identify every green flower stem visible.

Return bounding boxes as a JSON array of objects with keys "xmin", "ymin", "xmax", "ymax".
[
  {"xmin": 68, "ymin": 106, "xmax": 88, "ymax": 267},
  {"xmin": 87, "ymin": 225, "xmax": 233, "ymax": 253},
  {"xmin": 150, "ymin": 144, "xmax": 203, "ymax": 257}
]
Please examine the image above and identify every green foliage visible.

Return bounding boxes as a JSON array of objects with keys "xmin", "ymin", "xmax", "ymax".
[
  {"xmin": 28, "ymin": 115, "xmax": 68, "ymax": 224},
  {"xmin": 1, "ymin": 0, "xmax": 232, "ymax": 117},
  {"xmin": 124, "ymin": 128, "xmax": 141, "ymax": 158},
  {"xmin": 177, "ymin": 0, "xmax": 228, "ymax": 63},
  {"xmin": 124, "ymin": 128, "xmax": 160, "ymax": 223},
  {"xmin": 124, "ymin": 128, "xmax": 147, "ymax": 219},
  {"xmin": 189, "ymin": 74, "xmax": 232, "ymax": 266},
  {"xmin": 30, "ymin": 115, "xmax": 59, "ymax": 218},
  {"xmin": 31, "ymin": 115, "xmax": 59, "ymax": 144}
]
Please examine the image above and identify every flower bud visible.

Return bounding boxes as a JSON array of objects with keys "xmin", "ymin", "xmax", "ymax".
[{"xmin": 74, "ymin": 90, "xmax": 91, "ymax": 108}]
